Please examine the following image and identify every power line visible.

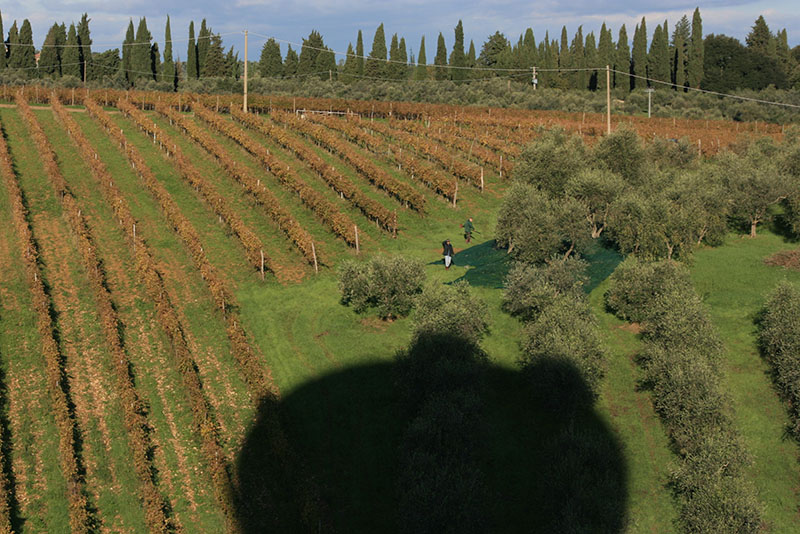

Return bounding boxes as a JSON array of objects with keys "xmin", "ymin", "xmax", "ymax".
[{"xmin": 611, "ymin": 68, "xmax": 800, "ymax": 110}]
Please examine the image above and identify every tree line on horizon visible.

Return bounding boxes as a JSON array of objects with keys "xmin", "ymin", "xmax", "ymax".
[{"xmin": 0, "ymin": 8, "xmax": 797, "ymax": 94}]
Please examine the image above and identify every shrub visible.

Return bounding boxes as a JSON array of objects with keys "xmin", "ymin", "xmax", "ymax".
[
  {"xmin": 413, "ymin": 281, "xmax": 489, "ymax": 345},
  {"xmin": 502, "ymin": 257, "xmax": 588, "ymax": 321},
  {"xmin": 337, "ymin": 255, "xmax": 425, "ymax": 319},
  {"xmin": 758, "ymin": 281, "xmax": 800, "ymax": 437},
  {"xmin": 520, "ymin": 296, "xmax": 605, "ymax": 412},
  {"xmin": 604, "ymin": 257, "xmax": 693, "ymax": 323}
]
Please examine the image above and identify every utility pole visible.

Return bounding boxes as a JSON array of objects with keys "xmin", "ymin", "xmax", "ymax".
[
  {"xmin": 645, "ymin": 87, "xmax": 654, "ymax": 118},
  {"xmin": 531, "ymin": 66, "xmax": 538, "ymax": 90},
  {"xmin": 606, "ymin": 65, "xmax": 611, "ymax": 134},
  {"xmin": 243, "ymin": 30, "xmax": 248, "ymax": 113}
]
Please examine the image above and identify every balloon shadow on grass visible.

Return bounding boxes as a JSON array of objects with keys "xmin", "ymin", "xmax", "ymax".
[{"xmin": 235, "ymin": 338, "xmax": 629, "ymax": 533}]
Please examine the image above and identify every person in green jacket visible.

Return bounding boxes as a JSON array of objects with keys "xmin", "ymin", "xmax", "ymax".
[{"xmin": 461, "ymin": 217, "xmax": 475, "ymax": 243}]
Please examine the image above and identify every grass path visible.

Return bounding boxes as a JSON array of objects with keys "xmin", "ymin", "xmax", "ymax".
[{"xmin": 691, "ymin": 233, "xmax": 800, "ymax": 532}]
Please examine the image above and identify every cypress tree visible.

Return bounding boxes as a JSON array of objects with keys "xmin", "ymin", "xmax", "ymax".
[
  {"xmin": 450, "ymin": 19, "xmax": 466, "ymax": 82},
  {"xmin": 284, "ymin": 45, "xmax": 298, "ymax": 77},
  {"xmin": 467, "ymin": 39, "xmax": 477, "ymax": 78},
  {"xmin": 202, "ymin": 33, "xmax": 225, "ymax": 77},
  {"xmin": 77, "ymin": 13, "xmax": 92, "ymax": 80},
  {"xmin": 399, "ymin": 37, "xmax": 408, "ymax": 79},
  {"xmin": 0, "ymin": 10, "xmax": 5, "ymax": 71},
  {"xmin": 162, "ymin": 16, "xmax": 176, "ymax": 87},
  {"xmin": 132, "ymin": 17, "xmax": 153, "ymax": 83},
  {"xmin": 672, "ymin": 15, "xmax": 690, "ymax": 89},
  {"xmin": 16, "ymin": 19, "xmax": 34, "ymax": 74},
  {"xmin": 225, "ymin": 46, "xmax": 239, "ymax": 78},
  {"xmin": 585, "ymin": 31, "xmax": 598, "ymax": 90},
  {"xmin": 38, "ymin": 23, "xmax": 62, "ymax": 78},
  {"xmin": 521, "ymin": 28, "xmax": 537, "ymax": 66},
  {"xmin": 434, "ymin": 32, "xmax": 447, "ymax": 80},
  {"xmin": 122, "ymin": 20, "xmax": 134, "ymax": 84},
  {"xmin": 648, "ymin": 20, "xmax": 670, "ymax": 86},
  {"xmin": 259, "ymin": 38, "xmax": 283, "ymax": 77},
  {"xmin": 356, "ymin": 30, "xmax": 364, "ymax": 75},
  {"xmin": 187, "ymin": 21, "xmax": 198, "ymax": 79},
  {"xmin": 388, "ymin": 33, "xmax": 401, "ymax": 79},
  {"xmin": 569, "ymin": 26, "xmax": 585, "ymax": 89},
  {"xmin": 197, "ymin": 19, "xmax": 210, "ymax": 76},
  {"xmin": 616, "ymin": 24, "xmax": 630, "ymax": 89},
  {"xmin": 365, "ymin": 23, "xmax": 387, "ymax": 78},
  {"xmin": 414, "ymin": 36, "xmax": 427, "ymax": 80},
  {"xmin": 62, "ymin": 23, "xmax": 81, "ymax": 78},
  {"xmin": 746, "ymin": 15, "xmax": 774, "ymax": 55},
  {"xmin": 555, "ymin": 25, "xmax": 569, "ymax": 88},
  {"xmin": 151, "ymin": 42, "xmax": 161, "ymax": 82},
  {"xmin": 298, "ymin": 30, "xmax": 325, "ymax": 77},
  {"xmin": 341, "ymin": 42, "xmax": 357, "ymax": 82},
  {"xmin": 688, "ymin": 8, "xmax": 703, "ymax": 88},
  {"xmin": 314, "ymin": 46, "xmax": 335, "ymax": 81},
  {"xmin": 632, "ymin": 18, "xmax": 648, "ymax": 88},
  {"xmin": 597, "ymin": 23, "xmax": 614, "ymax": 90},
  {"xmin": 6, "ymin": 21, "xmax": 18, "ymax": 70}
]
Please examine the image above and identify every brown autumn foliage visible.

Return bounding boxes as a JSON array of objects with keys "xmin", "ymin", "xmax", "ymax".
[
  {"xmin": 230, "ymin": 107, "xmax": 399, "ymax": 231},
  {"xmin": 3, "ymin": 94, "xmax": 93, "ymax": 534},
  {"xmin": 49, "ymin": 96, "xmax": 241, "ymax": 532},
  {"xmin": 304, "ymin": 112, "xmax": 458, "ymax": 202},
  {"xmin": 116, "ymin": 98, "xmax": 271, "ymax": 274},
  {"xmin": 17, "ymin": 93, "xmax": 173, "ymax": 533},
  {"xmin": 266, "ymin": 110, "xmax": 427, "ymax": 211},
  {"xmin": 191, "ymin": 102, "xmax": 359, "ymax": 246},
  {"xmin": 153, "ymin": 103, "xmax": 321, "ymax": 265}
]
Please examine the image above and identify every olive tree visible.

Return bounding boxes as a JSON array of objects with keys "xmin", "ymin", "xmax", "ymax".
[
  {"xmin": 512, "ymin": 128, "xmax": 588, "ymax": 195},
  {"xmin": 566, "ymin": 167, "xmax": 627, "ymax": 238},
  {"xmin": 496, "ymin": 183, "xmax": 590, "ymax": 263}
]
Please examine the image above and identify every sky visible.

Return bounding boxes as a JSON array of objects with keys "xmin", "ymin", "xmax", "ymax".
[{"xmin": 1, "ymin": 0, "xmax": 798, "ymax": 64}]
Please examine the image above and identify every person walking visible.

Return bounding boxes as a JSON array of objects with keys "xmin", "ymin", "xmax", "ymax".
[
  {"xmin": 442, "ymin": 239, "xmax": 455, "ymax": 270},
  {"xmin": 461, "ymin": 217, "xmax": 475, "ymax": 243}
]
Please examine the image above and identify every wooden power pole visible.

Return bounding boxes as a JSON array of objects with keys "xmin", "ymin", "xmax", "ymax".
[
  {"xmin": 243, "ymin": 30, "xmax": 248, "ymax": 113},
  {"xmin": 606, "ymin": 65, "xmax": 611, "ymax": 135}
]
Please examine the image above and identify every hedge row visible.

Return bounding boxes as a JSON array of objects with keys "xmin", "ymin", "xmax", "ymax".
[
  {"xmin": 758, "ymin": 281, "xmax": 800, "ymax": 438},
  {"xmin": 231, "ymin": 107, "xmax": 398, "ymax": 231},
  {"xmin": 116, "ymin": 98, "xmax": 271, "ymax": 275},
  {"xmin": 606, "ymin": 258, "xmax": 763, "ymax": 533},
  {"xmin": 17, "ymin": 94, "xmax": 172, "ymax": 533},
  {"xmin": 191, "ymin": 102, "xmax": 359, "ymax": 246},
  {"xmin": 366, "ymin": 119, "xmax": 486, "ymax": 189},
  {"xmin": 1, "ymin": 98, "xmax": 92, "ymax": 533},
  {"xmin": 392, "ymin": 119, "xmax": 514, "ymax": 176},
  {"xmin": 153, "ymin": 103, "xmax": 319, "ymax": 265},
  {"xmin": 306, "ymin": 113, "xmax": 457, "ymax": 202},
  {"xmin": 51, "ymin": 98, "xmax": 240, "ymax": 532},
  {"xmin": 269, "ymin": 110, "xmax": 427, "ymax": 210}
]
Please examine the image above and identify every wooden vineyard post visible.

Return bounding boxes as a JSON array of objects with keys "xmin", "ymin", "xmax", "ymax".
[
  {"xmin": 480, "ymin": 168, "xmax": 484, "ymax": 192},
  {"xmin": 499, "ymin": 155, "xmax": 503, "ymax": 178},
  {"xmin": 311, "ymin": 242, "xmax": 319, "ymax": 274},
  {"xmin": 453, "ymin": 179, "xmax": 458, "ymax": 207},
  {"xmin": 698, "ymin": 139, "xmax": 702, "ymax": 156},
  {"xmin": 133, "ymin": 223, "xmax": 136, "ymax": 252},
  {"xmin": 354, "ymin": 225, "xmax": 360, "ymax": 254},
  {"xmin": 216, "ymin": 95, "xmax": 219, "ymax": 112},
  {"xmin": 71, "ymin": 87, "xmax": 75, "ymax": 105},
  {"xmin": 393, "ymin": 210, "xmax": 398, "ymax": 239},
  {"xmin": 260, "ymin": 250, "xmax": 265, "ymax": 280}
]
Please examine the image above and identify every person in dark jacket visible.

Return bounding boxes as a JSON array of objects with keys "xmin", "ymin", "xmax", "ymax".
[
  {"xmin": 442, "ymin": 239, "xmax": 455, "ymax": 269},
  {"xmin": 461, "ymin": 217, "xmax": 475, "ymax": 243}
]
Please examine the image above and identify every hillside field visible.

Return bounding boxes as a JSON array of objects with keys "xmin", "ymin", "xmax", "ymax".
[{"xmin": 0, "ymin": 86, "xmax": 798, "ymax": 533}]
